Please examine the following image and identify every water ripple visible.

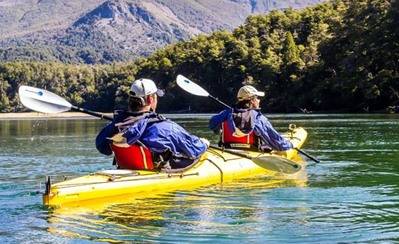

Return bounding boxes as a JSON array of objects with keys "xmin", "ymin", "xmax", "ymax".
[{"xmin": 1, "ymin": 115, "xmax": 399, "ymax": 243}]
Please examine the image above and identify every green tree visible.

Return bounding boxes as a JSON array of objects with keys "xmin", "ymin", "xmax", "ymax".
[{"xmin": 282, "ymin": 31, "xmax": 303, "ymax": 66}]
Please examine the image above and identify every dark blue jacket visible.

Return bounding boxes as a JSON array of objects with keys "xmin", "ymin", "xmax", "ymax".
[
  {"xmin": 96, "ymin": 111, "xmax": 207, "ymax": 160},
  {"xmin": 209, "ymin": 108, "xmax": 293, "ymax": 151}
]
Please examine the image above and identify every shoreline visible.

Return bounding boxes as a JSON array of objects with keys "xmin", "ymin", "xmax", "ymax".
[
  {"xmin": 0, "ymin": 112, "xmax": 112, "ymax": 120},
  {"xmin": 0, "ymin": 112, "xmax": 212, "ymax": 120},
  {"xmin": 0, "ymin": 112, "xmax": 397, "ymax": 120}
]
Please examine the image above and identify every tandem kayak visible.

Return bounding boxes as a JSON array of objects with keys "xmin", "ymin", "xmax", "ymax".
[{"xmin": 43, "ymin": 127, "xmax": 308, "ymax": 207}]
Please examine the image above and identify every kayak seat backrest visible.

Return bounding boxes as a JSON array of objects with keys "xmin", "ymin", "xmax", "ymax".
[{"xmin": 111, "ymin": 143, "xmax": 154, "ymax": 170}]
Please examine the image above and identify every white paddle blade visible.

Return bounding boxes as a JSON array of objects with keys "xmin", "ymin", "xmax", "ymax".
[
  {"xmin": 176, "ymin": 75, "xmax": 209, "ymax": 97},
  {"xmin": 253, "ymin": 155, "xmax": 302, "ymax": 174},
  {"xmin": 18, "ymin": 85, "xmax": 72, "ymax": 114}
]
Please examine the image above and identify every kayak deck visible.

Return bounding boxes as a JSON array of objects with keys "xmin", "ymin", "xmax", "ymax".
[{"xmin": 43, "ymin": 127, "xmax": 308, "ymax": 207}]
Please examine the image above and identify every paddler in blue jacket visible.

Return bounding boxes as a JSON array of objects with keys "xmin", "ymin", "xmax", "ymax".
[
  {"xmin": 96, "ymin": 78, "xmax": 209, "ymax": 170},
  {"xmin": 209, "ymin": 85, "xmax": 293, "ymax": 152}
]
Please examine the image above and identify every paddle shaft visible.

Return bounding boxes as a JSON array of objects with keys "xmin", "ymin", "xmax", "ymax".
[
  {"xmin": 295, "ymin": 148, "xmax": 320, "ymax": 163},
  {"xmin": 212, "ymin": 145, "xmax": 318, "ymax": 164},
  {"xmin": 71, "ymin": 105, "xmax": 113, "ymax": 121},
  {"xmin": 208, "ymin": 95, "xmax": 232, "ymax": 109},
  {"xmin": 209, "ymin": 145, "xmax": 254, "ymax": 160},
  {"xmin": 71, "ymin": 106, "xmax": 152, "ymax": 148},
  {"xmin": 209, "ymin": 144, "xmax": 301, "ymax": 172}
]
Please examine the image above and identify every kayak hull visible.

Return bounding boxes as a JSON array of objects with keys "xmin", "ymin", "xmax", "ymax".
[{"xmin": 43, "ymin": 127, "xmax": 307, "ymax": 207}]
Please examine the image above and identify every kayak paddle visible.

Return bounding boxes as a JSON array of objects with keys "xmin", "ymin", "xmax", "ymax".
[
  {"xmin": 209, "ymin": 145, "xmax": 301, "ymax": 174},
  {"xmin": 176, "ymin": 74, "xmax": 320, "ymax": 164},
  {"xmin": 18, "ymin": 85, "xmax": 113, "ymax": 121}
]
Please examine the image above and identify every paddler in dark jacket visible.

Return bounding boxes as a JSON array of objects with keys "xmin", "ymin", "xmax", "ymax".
[
  {"xmin": 96, "ymin": 78, "xmax": 209, "ymax": 169},
  {"xmin": 209, "ymin": 85, "xmax": 292, "ymax": 152}
]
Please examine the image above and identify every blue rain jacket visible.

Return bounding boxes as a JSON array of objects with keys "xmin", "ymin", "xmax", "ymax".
[
  {"xmin": 209, "ymin": 108, "xmax": 293, "ymax": 151},
  {"xmin": 96, "ymin": 111, "xmax": 207, "ymax": 160}
]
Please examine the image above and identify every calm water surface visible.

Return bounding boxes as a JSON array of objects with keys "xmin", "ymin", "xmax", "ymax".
[{"xmin": 0, "ymin": 114, "xmax": 398, "ymax": 243}]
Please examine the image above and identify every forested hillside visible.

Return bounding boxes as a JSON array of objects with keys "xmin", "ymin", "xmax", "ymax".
[{"xmin": 1, "ymin": 0, "xmax": 398, "ymax": 113}]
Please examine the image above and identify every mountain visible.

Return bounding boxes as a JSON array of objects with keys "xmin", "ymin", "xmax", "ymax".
[{"xmin": 0, "ymin": 0, "xmax": 324, "ymax": 63}]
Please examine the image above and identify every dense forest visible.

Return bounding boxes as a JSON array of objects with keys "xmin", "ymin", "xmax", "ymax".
[{"xmin": 1, "ymin": 0, "xmax": 398, "ymax": 113}]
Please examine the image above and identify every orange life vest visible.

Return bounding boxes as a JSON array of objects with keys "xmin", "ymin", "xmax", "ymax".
[
  {"xmin": 111, "ymin": 143, "xmax": 154, "ymax": 170},
  {"xmin": 221, "ymin": 121, "xmax": 257, "ymax": 149}
]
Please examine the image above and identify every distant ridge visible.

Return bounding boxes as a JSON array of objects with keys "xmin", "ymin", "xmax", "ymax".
[{"xmin": 0, "ymin": 0, "xmax": 323, "ymax": 63}]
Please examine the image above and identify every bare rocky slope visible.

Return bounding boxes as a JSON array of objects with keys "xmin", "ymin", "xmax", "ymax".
[{"xmin": 0, "ymin": 0, "xmax": 323, "ymax": 63}]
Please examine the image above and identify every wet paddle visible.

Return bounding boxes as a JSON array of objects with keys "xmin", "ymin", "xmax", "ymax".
[
  {"xmin": 176, "ymin": 74, "xmax": 320, "ymax": 164},
  {"xmin": 209, "ymin": 145, "xmax": 302, "ymax": 174},
  {"xmin": 18, "ymin": 85, "xmax": 113, "ymax": 120}
]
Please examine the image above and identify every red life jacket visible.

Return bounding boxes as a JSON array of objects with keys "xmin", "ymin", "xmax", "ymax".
[
  {"xmin": 111, "ymin": 143, "xmax": 154, "ymax": 170},
  {"xmin": 221, "ymin": 121, "xmax": 257, "ymax": 149},
  {"xmin": 110, "ymin": 112, "xmax": 167, "ymax": 170}
]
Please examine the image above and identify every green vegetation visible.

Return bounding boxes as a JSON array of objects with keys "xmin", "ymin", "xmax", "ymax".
[{"xmin": 1, "ymin": 0, "xmax": 398, "ymax": 113}]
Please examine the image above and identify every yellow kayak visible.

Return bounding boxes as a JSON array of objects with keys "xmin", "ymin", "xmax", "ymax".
[{"xmin": 43, "ymin": 127, "xmax": 307, "ymax": 207}]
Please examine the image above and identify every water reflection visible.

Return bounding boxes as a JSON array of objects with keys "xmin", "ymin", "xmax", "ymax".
[{"xmin": 47, "ymin": 177, "xmax": 307, "ymax": 242}]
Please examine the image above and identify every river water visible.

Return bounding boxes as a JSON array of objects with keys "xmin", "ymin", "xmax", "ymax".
[{"xmin": 0, "ymin": 114, "xmax": 398, "ymax": 243}]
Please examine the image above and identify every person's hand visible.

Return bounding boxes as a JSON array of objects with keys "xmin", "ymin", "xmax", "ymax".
[
  {"xmin": 109, "ymin": 133, "xmax": 126, "ymax": 143},
  {"xmin": 200, "ymin": 137, "xmax": 210, "ymax": 148}
]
